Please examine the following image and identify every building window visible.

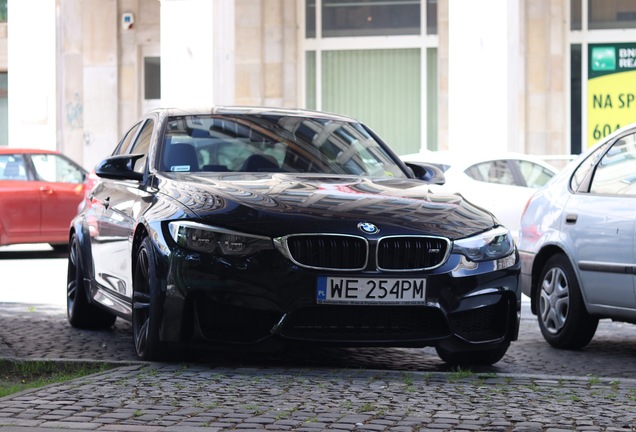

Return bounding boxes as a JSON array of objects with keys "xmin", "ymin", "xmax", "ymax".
[
  {"xmin": 0, "ymin": 0, "xmax": 6, "ymax": 21},
  {"xmin": 306, "ymin": 0, "xmax": 437, "ymax": 38},
  {"xmin": 306, "ymin": 51, "xmax": 316, "ymax": 109},
  {"xmin": 144, "ymin": 57, "xmax": 161, "ymax": 100},
  {"xmin": 426, "ymin": 48, "xmax": 437, "ymax": 150},
  {"xmin": 426, "ymin": 0, "xmax": 437, "ymax": 35},
  {"xmin": 571, "ymin": 0, "xmax": 582, "ymax": 30},
  {"xmin": 304, "ymin": 0, "xmax": 438, "ymax": 154},
  {"xmin": 320, "ymin": 49, "xmax": 421, "ymax": 155},
  {"xmin": 589, "ymin": 0, "xmax": 636, "ymax": 29},
  {"xmin": 321, "ymin": 0, "xmax": 420, "ymax": 37},
  {"xmin": 570, "ymin": 44, "xmax": 582, "ymax": 154},
  {"xmin": 306, "ymin": 1, "xmax": 316, "ymax": 38}
]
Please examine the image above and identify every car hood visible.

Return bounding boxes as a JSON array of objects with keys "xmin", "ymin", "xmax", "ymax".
[{"xmin": 157, "ymin": 173, "xmax": 496, "ymax": 239}]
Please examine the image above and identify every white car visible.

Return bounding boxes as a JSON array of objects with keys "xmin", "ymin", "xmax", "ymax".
[
  {"xmin": 401, "ymin": 151, "xmax": 558, "ymax": 240},
  {"xmin": 518, "ymin": 123, "xmax": 636, "ymax": 349}
]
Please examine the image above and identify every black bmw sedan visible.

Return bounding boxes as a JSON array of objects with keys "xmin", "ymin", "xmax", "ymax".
[{"xmin": 67, "ymin": 107, "xmax": 520, "ymax": 365}]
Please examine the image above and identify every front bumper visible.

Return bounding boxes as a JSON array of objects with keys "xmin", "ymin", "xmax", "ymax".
[{"xmin": 156, "ymin": 246, "xmax": 521, "ymax": 352}]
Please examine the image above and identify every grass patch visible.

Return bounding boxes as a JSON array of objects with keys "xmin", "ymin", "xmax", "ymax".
[{"xmin": 0, "ymin": 359, "xmax": 115, "ymax": 398}]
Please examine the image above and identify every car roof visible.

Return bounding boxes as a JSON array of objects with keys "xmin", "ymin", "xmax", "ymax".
[
  {"xmin": 148, "ymin": 106, "xmax": 358, "ymax": 122},
  {"xmin": 0, "ymin": 148, "xmax": 61, "ymax": 155}
]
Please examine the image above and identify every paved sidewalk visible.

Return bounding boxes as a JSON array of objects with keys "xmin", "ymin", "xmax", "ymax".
[
  {"xmin": 0, "ymin": 303, "xmax": 635, "ymax": 431},
  {"xmin": 1, "ymin": 364, "xmax": 636, "ymax": 431}
]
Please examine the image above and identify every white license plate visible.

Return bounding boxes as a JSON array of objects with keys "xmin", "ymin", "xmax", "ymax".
[{"xmin": 316, "ymin": 276, "xmax": 426, "ymax": 305}]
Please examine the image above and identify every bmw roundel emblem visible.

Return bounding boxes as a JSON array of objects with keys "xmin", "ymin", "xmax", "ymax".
[{"xmin": 358, "ymin": 222, "xmax": 379, "ymax": 235}]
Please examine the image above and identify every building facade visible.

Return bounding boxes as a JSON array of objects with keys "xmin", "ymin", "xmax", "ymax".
[{"xmin": 1, "ymin": 0, "xmax": 636, "ymax": 171}]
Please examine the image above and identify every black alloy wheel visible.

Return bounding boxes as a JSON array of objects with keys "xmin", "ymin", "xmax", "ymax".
[
  {"xmin": 132, "ymin": 237, "xmax": 165, "ymax": 361},
  {"xmin": 535, "ymin": 253, "xmax": 598, "ymax": 349},
  {"xmin": 67, "ymin": 233, "xmax": 116, "ymax": 329}
]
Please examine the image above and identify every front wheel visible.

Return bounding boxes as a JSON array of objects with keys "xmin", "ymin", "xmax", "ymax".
[
  {"xmin": 67, "ymin": 234, "xmax": 116, "ymax": 329},
  {"xmin": 435, "ymin": 342, "xmax": 510, "ymax": 366},
  {"xmin": 535, "ymin": 253, "xmax": 598, "ymax": 349},
  {"xmin": 132, "ymin": 237, "xmax": 166, "ymax": 361}
]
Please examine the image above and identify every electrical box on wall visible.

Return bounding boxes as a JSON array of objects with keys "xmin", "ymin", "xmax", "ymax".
[{"xmin": 122, "ymin": 12, "xmax": 134, "ymax": 30}]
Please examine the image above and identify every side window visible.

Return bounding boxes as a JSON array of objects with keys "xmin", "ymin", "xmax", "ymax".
[
  {"xmin": 464, "ymin": 164, "xmax": 487, "ymax": 182},
  {"xmin": 31, "ymin": 154, "xmax": 85, "ymax": 184},
  {"xmin": 589, "ymin": 133, "xmax": 636, "ymax": 195},
  {"xmin": 0, "ymin": 154, "xmax": 28, "ymax": 180},
  {"xmin": 114, "ymin": 121, "xmax": 143, "ymax": 156},
  {"xmin": 129, "ymin": 119, "xmax": 154, "ymax": 174},
  {"xmin": 517, "ymin": 160, "xmax": 554, "ymax": 188},
  {"xmin": 466, "ymin": 161, "xmax": 515, "ymax": 185},
  {"xmin": 570, "ymin": 142, "xmax": 608, "ymax": 192}
]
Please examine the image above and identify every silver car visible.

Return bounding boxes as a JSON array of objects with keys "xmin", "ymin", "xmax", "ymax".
[{"xmin": 518, "ymin": 122, "xmax": 636, "ymax": 349}]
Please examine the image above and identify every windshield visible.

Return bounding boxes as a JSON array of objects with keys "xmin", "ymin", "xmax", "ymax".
[{"xmin": 159, "ymin": 114, "xmax": 408, "ymax": 178}]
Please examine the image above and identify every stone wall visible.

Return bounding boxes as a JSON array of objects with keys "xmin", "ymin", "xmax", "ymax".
[
  {"xmin": 524, "ymin": 0, "xmax": 568, "ymax": 155},
  {"xmin": 437, "ymin": 0, "xmax": 568, "ymax": 156},
  {"xmin": 0, "ymin": 23, "xmax": 6, "ymax": 71},
  {"xmin": 235, "ymin": 0, "xmax": 298, "ymax": 107}
]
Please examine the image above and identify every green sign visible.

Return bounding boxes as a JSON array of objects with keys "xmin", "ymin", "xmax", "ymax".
[{"xmin": 587, "ymin": 43, "xmax": 636, "ymax": 145}]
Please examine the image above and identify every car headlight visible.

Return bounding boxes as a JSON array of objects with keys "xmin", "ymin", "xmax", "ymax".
[
  {"xmin": 452, "ymin": 227, "xmax": 515, "ymax": 262},
  {"xmin": 168, "ymin": 221, "xmax": 273, "ymax": 256}
]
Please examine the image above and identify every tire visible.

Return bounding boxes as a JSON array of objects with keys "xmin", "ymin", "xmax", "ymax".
[
  {"xmin": 50, "ymin": 244, "xmax": 69, "ymax": 254},
  {"xmin": 67, "ymin": 234, "xmax": 116, "ymax": 329},
  {"xmin": 435, "ymin": 342, "xmax": 510, "ymax": 366},
  {"xmin": 535, "ymin": 253, "xmax": 598, "ymax": 349},
  {"xmin": 132, "ymin": 237, "xmax": 166, "ymax": 361}
]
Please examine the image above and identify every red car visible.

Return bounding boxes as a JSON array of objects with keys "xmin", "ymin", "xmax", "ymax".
[{"xmin": 0, "ymin": 148, "xmax": 89, "ymax": 250}]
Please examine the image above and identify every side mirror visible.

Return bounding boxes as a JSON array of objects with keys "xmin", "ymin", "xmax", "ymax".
[
  {"xmin": 404, "ymin": 162, "xmax": 446, "ymax": 185},
  {"xmin": 95, "ymin": 154, "xmax": 144, "ymax": 181}
]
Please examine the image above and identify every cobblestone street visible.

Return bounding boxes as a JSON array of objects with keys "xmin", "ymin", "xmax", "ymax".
[
  {"xmin": 1, "ymin": 247, "xmax": 635, "ymax": 431},
  {"xmin": 0, "ymin": 302, "xmax": 635, "ymax": 431}
]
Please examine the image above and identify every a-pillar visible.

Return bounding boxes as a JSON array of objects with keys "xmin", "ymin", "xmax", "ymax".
[
  {"xmin": 447, "ymin": 0, "xmax": 522, "ymax": 154},
  {"xmin": 160, "ymin": 0, "xmax": 235, "ymax": 106}
]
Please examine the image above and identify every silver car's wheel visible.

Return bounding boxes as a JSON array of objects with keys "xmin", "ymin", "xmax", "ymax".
[
  {"xmin": 538, "ymin": 266, "xmax": 569, "ymax": 334},
  {"xmin": 535, "ymin": 254, "xmax": 598, "ymax": 349}
]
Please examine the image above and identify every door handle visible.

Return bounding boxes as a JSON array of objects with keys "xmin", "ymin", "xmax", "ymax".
[
  {"xmin": 565, "ymin": 213, "xmax": 577, "ymax": 224},
  {"xmin": 103, "ymin": 197, "xmax": 110, "ymax": 209},
  {"xmin": 39, "ymin": 186, "xmax": 54, "ymax": 195}
]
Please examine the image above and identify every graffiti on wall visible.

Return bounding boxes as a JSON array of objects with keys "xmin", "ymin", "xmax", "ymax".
[{"xmin": 66, "ymin": 93, "xmax": 83, "ymax": 129}]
